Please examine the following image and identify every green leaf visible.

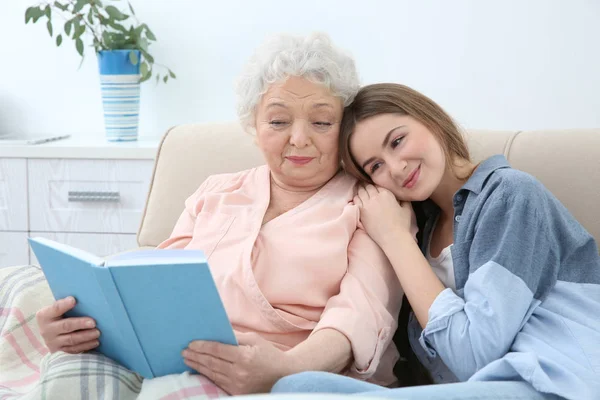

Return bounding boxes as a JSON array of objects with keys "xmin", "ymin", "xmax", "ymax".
[
  {"xmin": 29, "ymin": 7, "xmax": 45, "ymax": 23},
  {"xmin": 128, "ymin": 2, "xmax": 136, "ymax": 15},
  {"xmin": 87, "ymin": 8, "xmax": 94, "ymax": 24},
  {"xmin": 169, "ymin": 70, "xmax": 176, "ymax": 79},
  {"xmin": 56, "ymin": 34, "xmax": 62, "ymax": 47},
  {"xmin": 129, "ymin": 51, "xmax": 139, "ymax": 65},
  {"xmin": 25, "ymin": 7, "xmax": 35, "ymax": 24},
  {"xmin": 54, "ymin": 2, "xmax": 69, "ymax": 12},
  {"xmin": 76, "ymin": 38, "xmax": 84, "ymax": 56},
  {"xmin": 64, "ymin": 20, "xmax": 72, "ymax": 36},
  {"xmin": 47, "ymin": 20, "xmax": 53, "ymax": 36},
  {"xmin": 73, "ymin": 25, "xmax": 86, "ymax": 39},
  {"xmin": 145, "ymin": 27, "xmax": 156, "ymax": 41},
  {"xmin": 133, "ymin": 25, "xmax": 144, "ymax": 39},
  {"xmin": 139, "ymin": 49, "xmax": 154, "ymax": 63},
  {"xmin": 102, "ymin": 31, "xmax": 113, "ymax": 48},
  {"xmin": 136, "ymin": 23, "xmax": 156, "ymax": 41},
  {"xmin": 44, "ymin": 5, "xmax": 51, "ymax": 18},
  {"xmin": 140, "ymin": 62, "xmax": 149, "ymax": 77},
  {"xmin": 139, "ymin": 37, "xmax": 149, "ymax": 52},
  {"xmin": 107, "ymin": 21, "xmax": 128, "ymax": 33},
  {"xmin": 105, "ymin": 5, "xmax": 128, "ymax": 21},
  {"xmin": 74, "ymin": 0, "xmax": 88, "ymax": 13}
]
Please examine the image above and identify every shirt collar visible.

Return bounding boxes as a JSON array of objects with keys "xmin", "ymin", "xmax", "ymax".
[
  {"xmin": 461, "ymin": 154, "xmax": 511, "ymax": 195},
  {"xmin": 419, "ymin": 155, "xmax": 510, "ymax": 218}
]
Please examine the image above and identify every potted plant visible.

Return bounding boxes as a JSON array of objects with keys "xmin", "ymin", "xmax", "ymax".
[{"xmin": 25, "ymin": 0, "xmax": 175, "ymax": 141}]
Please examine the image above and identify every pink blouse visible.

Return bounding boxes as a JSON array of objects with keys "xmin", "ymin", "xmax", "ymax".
[{"xmin": 158, "ymin": 165, "xmax": 404, "ymax": 384}]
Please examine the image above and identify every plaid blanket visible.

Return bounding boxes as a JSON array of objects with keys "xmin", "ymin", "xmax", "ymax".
[{"xmin": 0, "ymin": 265, "xmax": 228, "ymax": 400}]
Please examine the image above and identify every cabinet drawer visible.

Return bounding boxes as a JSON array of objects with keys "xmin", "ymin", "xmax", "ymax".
[
  {"xmin": 28, "ymin": 159, "xmax": 153, "ymax": 234},
  {"xmin": 0, "ymin": 232, "xmax": 29, "ymax": 268},
  {"xmin": 29, "ymin": 232, "xmax": 139, "ymax": 265},
  {"xmin": 0, "ymin": 158, "xmax": 28, "ymax": 231}
]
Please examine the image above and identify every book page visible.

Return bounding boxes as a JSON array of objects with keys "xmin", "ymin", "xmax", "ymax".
[
  {"xmin": 30, "ymin": 237, "xmax": 105, "ymax": 266},
  {"xmin": 105, "ymin": 249, "xmax": 207, "ymax": 267}
]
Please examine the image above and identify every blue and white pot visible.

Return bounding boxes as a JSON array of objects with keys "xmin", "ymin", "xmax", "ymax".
[{"xmin": 97, "ymin": 50, "xmax": 141, "ymax": 142}]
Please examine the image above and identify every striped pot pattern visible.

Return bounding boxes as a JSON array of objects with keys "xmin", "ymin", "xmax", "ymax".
[{"xmin": 97, "ymin": 50, "xmax": 141, "ymax": 142}]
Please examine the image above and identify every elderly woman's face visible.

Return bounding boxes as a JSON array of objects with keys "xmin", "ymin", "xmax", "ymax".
[{"xmin": 254, "ymin": 76, "xmax": 343, "ymax": 190}]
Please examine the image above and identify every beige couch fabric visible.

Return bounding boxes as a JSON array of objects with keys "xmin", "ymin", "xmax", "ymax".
[{"xmin": 138, "ymin": 123, "xmax": 600, "ymax": 248}]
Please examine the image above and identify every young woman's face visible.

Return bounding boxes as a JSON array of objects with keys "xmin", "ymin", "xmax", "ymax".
[{"xmin": 349, "ymin": 114, "xmax": 446, "ymax": 201}]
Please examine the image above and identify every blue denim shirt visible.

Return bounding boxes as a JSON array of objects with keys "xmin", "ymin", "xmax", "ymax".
[{"xmin": 408, "ymin": 155, "xmax": 600, "ymax": 400}]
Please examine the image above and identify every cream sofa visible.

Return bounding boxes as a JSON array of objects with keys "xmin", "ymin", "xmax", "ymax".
[{"xmin": 137, "ymin": 123, "xmax": 600, "ymax": 249}]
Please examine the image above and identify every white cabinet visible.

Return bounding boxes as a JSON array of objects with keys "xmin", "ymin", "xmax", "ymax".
[
  {"xmin": 0, "ymin": 159, "xmax": 28, "ymax": 231},
  {"xmin": 28, "ymin": 159, "xmax": 153, "ymax": 234},
  {"xmin": 29, "ymin": 232, "xmax": 139, "ymax": 265},
  {"xmin": 0, "ymin": 138, "xmax": 158, "ymax": 268},
  {"xmin": 0, "ymin": 232, "xmax": 30, "ymax": 267}
]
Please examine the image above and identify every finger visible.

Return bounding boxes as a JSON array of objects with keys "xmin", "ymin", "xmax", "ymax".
[
  {"xmin": 49, "ymin": 317, "xmax": 96, "ymax": 336},
  {"xmin": 357, "ymin": 186, "xmax": 369, "ymax": 201},
  {"xmin": 61, "ymin": 339, "xmax": 100, "ymax": 354},
  {"xmin": 37, "ymin": 297, "xmax": 76, "ymax": 321},
  {"xmin": 399, "ymin": 200, "xmax": 411, "ymax": 208},
  {"xmin": 55, "ymin": 328, "xmax": 101, "ymax": 348},
  {"xmin": 365, "ymin": 185, "xmax": 379, "ymax": 197},
  {"xmin": 188, "ymin": 341, "xmax": 238, "ymax": 362},
  {"xmin": 353, "ymin": 195, "xmax": 363, "ymax": 208},
  {"xmin": 183, "ymin": 351, "xmax": 233, "ymax": 375}
]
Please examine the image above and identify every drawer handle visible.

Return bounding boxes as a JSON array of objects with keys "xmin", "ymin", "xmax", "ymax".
[{"xmin": 68, "ymin": 191, "xmax": 120, "ymax": 203}]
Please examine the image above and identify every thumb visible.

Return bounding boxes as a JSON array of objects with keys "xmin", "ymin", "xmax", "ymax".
[{"xmin": 44, "ymin": 296, "xmax": 76, "ymax": 320}]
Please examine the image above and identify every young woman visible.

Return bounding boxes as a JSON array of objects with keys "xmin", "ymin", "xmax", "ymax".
[{"xmin": 271, "ymin": 83, "xmax": 600, "ymax": 400}]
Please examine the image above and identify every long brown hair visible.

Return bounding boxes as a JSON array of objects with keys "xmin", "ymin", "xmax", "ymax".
[
  {"xmin": 340, "ymin": 84, "xmax": 474, "ymax": 387},
  {"xmin": 339, "ymin": 83, "xmax": 471, "ymax": 182}
]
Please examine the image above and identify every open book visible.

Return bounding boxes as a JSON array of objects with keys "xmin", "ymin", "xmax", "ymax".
[{"xmin": 29, "ymin": 237, "xmax": 237, "ymax": 378}]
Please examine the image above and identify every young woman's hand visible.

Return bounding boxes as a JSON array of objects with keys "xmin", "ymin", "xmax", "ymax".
[
  {"xmin": 354, "ymin": 184, "xmax": 417, "ymax": 249},
  {"xmin": 36, "ymin": 296, "xmax": 101, "ymax": 354}
]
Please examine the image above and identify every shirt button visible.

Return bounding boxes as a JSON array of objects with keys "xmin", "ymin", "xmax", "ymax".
[
  {"xmin": 455, "ymin": 215, "xmax": 462, "ymax": 223},
  {"xmin": 455, "ymin": 194, "xmax": 463, "ymax": 202}
]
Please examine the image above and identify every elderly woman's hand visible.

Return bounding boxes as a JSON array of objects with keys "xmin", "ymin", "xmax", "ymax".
[
  {"xmin": 183, "ymin": 332, "xmax": 292, "ymax": 395},
  {"xmin": 37, "ymin": 297, "xmax": 100, "ymax": 354}
]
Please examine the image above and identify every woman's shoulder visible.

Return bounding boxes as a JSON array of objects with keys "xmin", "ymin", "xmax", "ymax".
[
  {"xmin": 324, "ymin": 170, "xmax": 360, "ymax": 198},
  {"xmin": 475, "ymin": 163, "xmax": 578, "ymax": 231},
  {"xmin": 480, "ymin": 164, "xmax": 549, "ymax": 207}
]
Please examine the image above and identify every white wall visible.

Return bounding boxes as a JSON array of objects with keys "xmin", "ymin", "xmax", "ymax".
[{"xmin": 1, "ymin": 0, "xmax": 599, "ymax": 139}]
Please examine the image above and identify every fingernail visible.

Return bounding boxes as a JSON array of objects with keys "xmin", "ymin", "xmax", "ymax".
[
  {"xmin": 182, "ymin": 350, "xmax": 188, "ymax": 357},
  {"xmin": 68, "ymin": 296, "xmax": 75, "ymax": 304},
  {"xmin": 94, "ymin": 341, "xmax": 100, "ymax": 347},
  {"xmin": 86, "ymin": 320, "xmax": 95, "ymax": 328}
]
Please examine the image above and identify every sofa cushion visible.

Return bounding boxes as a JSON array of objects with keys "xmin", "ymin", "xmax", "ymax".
[{"xmin": 137, "ymin": 123, "xmax": 263, "ymax": 247}]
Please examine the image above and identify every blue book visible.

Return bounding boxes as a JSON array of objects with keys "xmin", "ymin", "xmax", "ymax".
[{"xmin": 28, "ymin": 237, "xmax": 237, "ymax": 378}]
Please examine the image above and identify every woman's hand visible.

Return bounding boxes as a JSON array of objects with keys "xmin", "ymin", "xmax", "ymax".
[
  {"xmin": 183, "ymin": 332, "xmax": 291, "ymax": 395},
  {"xmin": 354, "ymin": 184, "xmax": 417, "ymax": 249},
  {"xmin": 36, "ymin": 296, "xmax": 101, "ymax": 353}
]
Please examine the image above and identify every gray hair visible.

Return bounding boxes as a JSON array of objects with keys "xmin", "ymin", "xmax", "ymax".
[{"xmin": 235, "ymin": 32, "xmax": 360, "ymax": 133}]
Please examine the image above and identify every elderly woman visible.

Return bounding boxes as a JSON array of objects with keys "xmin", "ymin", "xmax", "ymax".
[{"xmin": 35, "ymin": 33, "xmax": 406, "ymax": 395}]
